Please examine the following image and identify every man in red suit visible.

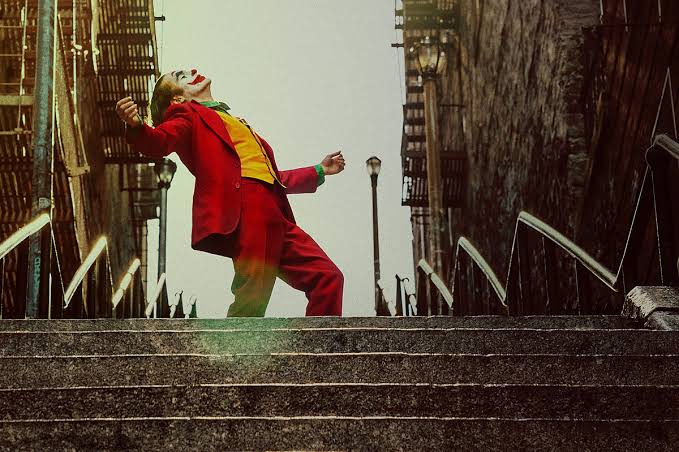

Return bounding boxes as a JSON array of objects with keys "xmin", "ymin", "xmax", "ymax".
[{"xmin": 115, "ymin": 68, "xmax": 345, "ymax": 317}]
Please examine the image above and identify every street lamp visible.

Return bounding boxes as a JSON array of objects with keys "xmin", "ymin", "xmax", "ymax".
[
  {"xmin": 411, "ymin": 35, "xmax": 447, "ymax": 314},
  {"xmin": 366, "ymin": 156, "xmax": 382, "ymax": 315},
  {"xmin": 154, "ymin": 158, "xmax": 177, "ymax": 318}
]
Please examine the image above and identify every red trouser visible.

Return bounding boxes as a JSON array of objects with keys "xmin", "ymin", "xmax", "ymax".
[{"xmin": 226, "ymin": 178, "xmax": 344, "ymax": 317}]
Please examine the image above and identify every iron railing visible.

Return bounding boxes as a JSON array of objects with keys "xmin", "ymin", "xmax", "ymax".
[
  {"xmin": 111, "ymin": 258, "xmax": 145, "ymax": 318},
  {"xmin": 0, "ymin": 214, "xmax": 148, "ymax": 319},
  {"xmin": 376, "ymin": 280, "xmax": 393, "ymax": 316},
  {"xmin": 1, "ymin": 213, "xmax": 61, "ymax": 318},
  {"xmin": 440, "ymin": 133, "xmax": 679, "ymax": 316},
  {"xmin": 62, "ymin": 236, "xmax": 114, "ymax": 318},
  {"xmin": 416, "ymin": 259, "xmax": 454, "ymax": 316},
  {"xmin": 145, "ymin": 273, "xmax": 166, "ymax": 318}
]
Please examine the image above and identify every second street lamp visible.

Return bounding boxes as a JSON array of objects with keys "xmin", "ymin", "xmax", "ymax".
[
  {"xmin": 154, "ymin": 158, "xmax": 177, "ymax": 318},
  {"xmin": 411, "ymin": 35, "xmax": 447, "ymax": 315},
  {"xmin": 366, "ymin": 156, "xmax": 382, "ymax": 316}
]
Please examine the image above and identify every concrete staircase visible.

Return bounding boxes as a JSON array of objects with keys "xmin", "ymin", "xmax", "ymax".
[{"xmin": 0, "ymin": 316, "xmax": 677, "ymax": 450}]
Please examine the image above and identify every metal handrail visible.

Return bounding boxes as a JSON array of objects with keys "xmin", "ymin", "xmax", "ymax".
[
  {"xmin": 145, "ymin": 273, "xmax": 167, "ymax": 318},
  {"xmin": 186, "ymin": 294, "xmax": 198, "ymax": 318},
  {"xmin": 517, "ymin": 212, "xmax": 618, "ymax": 290},
  {"xmin": 376, "ymin": 280, "xmax": 393, "ymax": 316},
  {"xmin": 63, "ymin": 236, "xmax": 112, "ymax": 307},
  {"xmin": 654, "ymin": 133, "xmax": 679, "ymax": 159},
  {"xmin": 169, "ymin": 290, "xmax": 183, "ymax": 318},
  {"xmin": 417, "ymin": 259, "xmax": 454, "ymax": 308},
  {"xmin": 0, "ymin": 213, "xmax": 50, "ymax": 260},
  {"xmin": 456, "ymin": 237, "xmax": 508, "ymax": 304},
  {"xmin": 112, "ymin": 258, "xmax": 141, "ymax": 309},
  {"xmin": 449, "ymin": 133, "xmax": 679, "ymax": 316}
]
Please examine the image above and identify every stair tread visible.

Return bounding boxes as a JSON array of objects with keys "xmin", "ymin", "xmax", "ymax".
[
  {"xmin": 0, "ymin": 383, "xmax": 676, "ymax": 420},
  {"xmin": 0, "ymin": 354, "xmax": 675, "ymax": 387},
  {"xmin": 1, "ymin": 418, "xmax": 676, "ymax": 451},
  {"xmin": 0, "ymin": 328, "xmax": 674, "ymax": 356},
  {"xmin": 0, "ymin": 315, "xmax": 640, "ymax": 331}
]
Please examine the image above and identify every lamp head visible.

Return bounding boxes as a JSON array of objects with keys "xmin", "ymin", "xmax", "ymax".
[
  {"xmin": 412, "ymin": 35, "xmax": 447, "ymax": 79},
  {"xmin": 366, "ymin": 156, "xmax": 382, "ymax": 177},
  {"xmin": 154, "ymin": 158, "xmax": 177, "ymax": 188}
]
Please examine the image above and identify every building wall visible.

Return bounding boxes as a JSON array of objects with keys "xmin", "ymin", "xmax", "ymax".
[
  {"xmin": 453, "ymin": 0, "xmax": 600, "ymax": 277},
  {"xmin": 401, "ymin": 0, "xmax": 679, "ymax": 304}
]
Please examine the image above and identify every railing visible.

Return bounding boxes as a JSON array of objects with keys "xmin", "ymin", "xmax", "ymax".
[
  {"xmin": 169, "ymin": 291, "xmax": 199, "ymax": 319},
  {"xmin": 376, "ymin": 280, "xmax": 393, "ymax": 316},
  {"xmin": 169, "ymin": 290, "xmax": 187, "ymax": 318},
  {"xmin": 0, "ymin": 214, "xmax": 61, "ymax": 318},
  {"xmin": 112, "ymin": 258, "xmax": 145, "ymax": 318},
  {"xmin": 396, "ymin": 275, "xmax": 417, "ymax": 316},
  {"xmin": 62, "ymin": 237, "xmax": 113, "ymax": 318},
  {"xmin": 145, "ymin": 273, "xmax": 167, "ymax": 318},
  {"xmin": 416, "ymin": 259, "xmax": 453, "ymax": 316},
  {"xmin": 444, "ymin": 133, "xmax": 679, "ymax": 316},
  {"xmin": 452, "ymin": 237, "xmax": 507, "ymax": 316},
  {"xmin": 1, "ymin": 214, "xmax": 148, "ymax": 319}
]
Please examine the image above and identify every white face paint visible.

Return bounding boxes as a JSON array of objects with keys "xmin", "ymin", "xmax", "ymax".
[{"xmin": 169, "ymin": 68, "xmax": 212, "ymax": 101}]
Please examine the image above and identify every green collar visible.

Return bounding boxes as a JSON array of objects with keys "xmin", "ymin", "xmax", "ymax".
[{"xmin": 199, "ymin": 100, "xmax": 231, "ymax": 115}]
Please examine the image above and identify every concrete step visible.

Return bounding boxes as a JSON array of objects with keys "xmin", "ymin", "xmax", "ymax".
[
  {"xmin": 1, "ymin": 354, "xmax": 676, "ymax": 388},
  {"xmin": 1, "ymin": 383, "xmax": 676, "ymax": 420},
  {"xmin": 1, "ymin": 418, "xmax": 676, "ymax": 451},
  {"xmin": 0, "ymin": 315, "xmax": 640, "ymax": 332},
  {"xmin": 0, "ymin": 328, "xmax": 676, "ymax": 356}
]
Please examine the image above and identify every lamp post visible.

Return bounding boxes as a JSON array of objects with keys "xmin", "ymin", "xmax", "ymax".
[
  {"xmin": 366, "ymin": 156, "xmax": 382, "ymax": 315},
  {"xmin": 154, "ymin": 158, "xmax": 177, "ymax": 318},
  {"xmin": 412, "ymin": 35, "xmax": 447, "ymax": 314},
  {"xmin": 26, "ymin": 0, "xmax": 57, "ymax": 318}
]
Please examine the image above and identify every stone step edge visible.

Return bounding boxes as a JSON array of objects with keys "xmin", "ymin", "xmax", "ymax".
[
  {"xmin": 0, "ymin": 327, "xmax": 667, "ymax": 334},
  {"xmin": 3, "ymin": 382, "xmax": 679, "ymax": 391},
  {"xmin": 2, "ymin": 352, "xmax": 678, "ymax": 359},
  {"xmin": 2, "ymin": 416, "xmax": 679, "ymax": 423}
]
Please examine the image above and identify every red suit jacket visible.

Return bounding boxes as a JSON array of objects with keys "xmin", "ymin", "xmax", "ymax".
[{"xmin": 125, "ymin": 100, "xmax": 319, "ymax": 258}]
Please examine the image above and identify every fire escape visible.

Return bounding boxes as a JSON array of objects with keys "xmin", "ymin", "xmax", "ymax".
[{"xmin": 397, "ymin": 0, "xmax": 467, "ymax": 211}]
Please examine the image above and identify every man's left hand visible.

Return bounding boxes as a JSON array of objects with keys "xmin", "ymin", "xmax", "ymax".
[{"xmin": 320, "ymin": 151, "xmax": 346, "ymax": 176}]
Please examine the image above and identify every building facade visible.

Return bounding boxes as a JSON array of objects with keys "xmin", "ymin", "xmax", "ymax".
[
  {"xmin": 399, "ymin": 0, "xmax": 679, "ymax": 304},
  {"xmin": 0, "ymin": 0, "xmax": 161, "ymax": 316}
]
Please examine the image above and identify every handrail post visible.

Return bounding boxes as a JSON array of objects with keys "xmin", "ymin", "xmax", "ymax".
[
  {"xmin": 506, "ymin": 243, "xmax": 520, "ymax": 316},
  {"xmin": 49, "ymin": 240, "xmax": 63, "ymax": 319},
  {"xmin": 26, "ymin": 0, "xmax": 56, "ymax": 318},
  {"xmin": 12, "ymin": 241, "xmax": 29, "ymax": 318},
  {"xmin": 649, "ymin": 146, "xmax": 679, "ymax": 286},
  {"xmin": 416, "ymin": 265, "xmax": 428, "ymax": 316},
  {"xmin": 516, "ymin": 225, "xmax": 532, "ymax": 315},
  {"xmin": 542, "ymin": 237, "xmax": 558, "ymax": 315},
  {"xmin": 85, "ymin": 261, "xmax": 95, "ymax": 318}
]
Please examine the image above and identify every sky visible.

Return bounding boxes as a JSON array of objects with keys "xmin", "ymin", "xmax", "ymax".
[{"xmin": 147, "ymin": 0, "xmax": 412, "ymax": 318}]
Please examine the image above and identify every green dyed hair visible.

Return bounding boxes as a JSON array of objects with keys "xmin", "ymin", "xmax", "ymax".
[{"xmin": 149, "ymin": 73, "xmax": 184, "ymax": 126}]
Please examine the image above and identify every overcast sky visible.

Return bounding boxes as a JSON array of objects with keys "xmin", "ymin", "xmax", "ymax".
[{"xmin": 147, "ymin": 0, "xmax": 412, "ymax": 317}]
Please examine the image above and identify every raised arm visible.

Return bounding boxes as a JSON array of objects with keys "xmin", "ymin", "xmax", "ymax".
[{"xmin": 116, "ymin": 98, "xmax": 193, "ymax": 159}]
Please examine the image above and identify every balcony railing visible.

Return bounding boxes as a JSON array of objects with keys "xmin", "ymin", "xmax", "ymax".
[{"xmin": 401, "ymin": 150, "xmax": 467, "ymax": 207}]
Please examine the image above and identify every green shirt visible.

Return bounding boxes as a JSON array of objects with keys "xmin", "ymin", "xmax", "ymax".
[{"xmin": 200, "ymin": 100, "xmax": 325, "ymax": 187}]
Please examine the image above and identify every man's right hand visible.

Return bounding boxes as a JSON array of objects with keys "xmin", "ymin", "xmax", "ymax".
[{"xmin": 116, "ymin": 97, "xmax": 142, "ymax": 127}]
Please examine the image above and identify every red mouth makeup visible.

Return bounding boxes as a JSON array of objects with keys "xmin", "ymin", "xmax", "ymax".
[{"xmin": 188, "ymin": 74, "xmax": 205, "ymax": 85}]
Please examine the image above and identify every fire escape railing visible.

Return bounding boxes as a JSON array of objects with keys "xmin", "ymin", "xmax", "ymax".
[{"xmin": 416, "ymin": 133, "xmax": 679, "ymax": 316}]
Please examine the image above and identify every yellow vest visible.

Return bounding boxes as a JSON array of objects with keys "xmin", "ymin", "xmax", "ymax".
[{"xmin": 213, "ymin": 110, "xmax": 283, "ymax": 186}]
